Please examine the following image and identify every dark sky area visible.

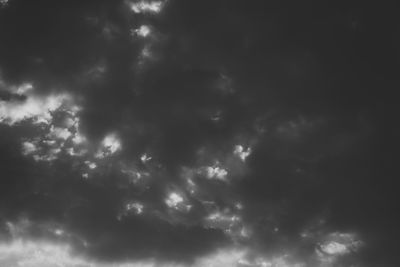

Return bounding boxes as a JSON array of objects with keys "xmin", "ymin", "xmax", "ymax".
[{"xmin": 0, "ymin": 0, "xmax": 399, "ymax": 266}]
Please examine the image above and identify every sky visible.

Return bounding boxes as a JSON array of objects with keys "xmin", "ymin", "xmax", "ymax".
[{"xmin": 0, "ymin": 0, "xmax": 399, "ymax": 266}]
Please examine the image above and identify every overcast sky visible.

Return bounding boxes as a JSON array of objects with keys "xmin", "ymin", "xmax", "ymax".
[{"xmin": 0, "ymin": 0, "xmax": 399, "ymax": 266}]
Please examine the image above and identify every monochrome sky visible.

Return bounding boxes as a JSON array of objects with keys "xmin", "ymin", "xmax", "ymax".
[{"xmin": 0, "ymin": 0, "xmax": 399, "ymax": 266}]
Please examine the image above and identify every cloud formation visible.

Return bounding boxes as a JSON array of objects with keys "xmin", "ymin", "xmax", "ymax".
[{"xmin": 0, "ymin": 0, "xmax": 398, "ymax": 266}]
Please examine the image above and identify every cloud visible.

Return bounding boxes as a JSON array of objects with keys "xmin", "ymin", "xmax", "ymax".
[
  {"xmin": 132, "ymin": 25, "xmax": 152, "ymax": 38},
  {"xmin": 128, "ymin": 1, "xmax": 165, "ymax": 14},
  {"xmin": 0, "ymin": 236, "xmax": 307, "ymax": 267},
  {"xmin": 0, "ymin": 239, "xmax": 86, "ymax": 267},
  {"xmin": 0, "ymin": 89, "xmax": 72, "ymax": 126},
  {"xmin": 48, "ymin": 126, "xmax": 73, "ymax": 140},
  {"xmin": 125, "ymin": 202, "xmax": 144, "ymax": 215},
  {"xmin": 165, "ymin": 192, "xmax": 192, "ymax": 213},
  {"xmin": 0, "ymin": 0, "xmax": 9, "ymax": 7},
  {"xmin": 0, "ymin": 81, "xmax": 93, "ymax": 163},
  {"xmin": 205, "ymin": 166, "xmax": 228, "ymax": 181},
  {"xmin": 21, "ymin": 141, "xmax": 38, "ymax": 155},
  {"xmin": 315, "ymin": 232, "xmax": 363, "ymax": 265},
  {"xmin": 0, "ymin": 0, "xmax": 396, "ymax": 266},
  {"xmin": 95, "ymin": 133, "xmax": 122, "ymax": 158},
  {"xmin": 234, "ymin": 145, "xmax": 252, "ymax": 162},
  {"xmin": 194, "ymin": 247, "xmax": 246, "ymax": 267},
  {"xmin": 0, "ymin": 238, "xmax": 236, "ymax": 267}
]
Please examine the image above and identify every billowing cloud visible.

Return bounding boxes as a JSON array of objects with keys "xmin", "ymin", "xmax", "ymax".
[
  {"xmin": 0, "ymin": 87, "xmax": 74, "ymax": 126},
  {"xmin": 128, "ymin": 0, "xmax": 165, "ymax": 14},
  {"xmin": 234, "ymin": 145, "xmax": 252, "ymax": 162},
  {"xmin": 205, "ymin": 166, "xmax": 228, "ymax": 181},
  {"xmin": 133, "ymin": 25, "xmax": 152, "ymax": 38},
  {"xmin": 95, "ymin": 133, "xmax": 122, "ymax": 158}
]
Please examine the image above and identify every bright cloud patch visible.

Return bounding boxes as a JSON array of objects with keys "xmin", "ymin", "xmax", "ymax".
[
  {"xmin": 195, "ymin": 248, "xmax": 306, "ymax": 267},
  {"xmin": 95, "ymin": 133, "xmax": 122, "ymax": 158},
  {"xmin": 129, "ymin": 0, "xmax": 165, "ymax": 14},
  {"xmin": 320, "ymin": 241, "xmax": 349, "ymax": 255},
  {"xmin": 0, "ymin": 81, "xmax": 92, "ymax": 163},
  {"xmin": 0, "ymin": 239, "xmax": 281, "ymax": 267},
  {"xmin": 205, "ymin": 166, "xmax": 228, "ymax": 181},
  {"xmin": 0, "ymin": 91, "xmax": 72, "ymax": 125},
  {"xmin": 165, "ymin": 192, "xmax": 191, "ymax": 212},
  {"xmin": 118, "ymin": 201, "xmax": 144, "ymax": 220},
  {"xmin": 22, "ymin": 138, "xmax": 62, "ymax": 161},
  {"xmin": 48, "ymin": 125, "xmax": 72, "ymax": 140},
  {"xmin": 72, "ymin": 132, "xmax": 86, "ymax": 145},
  {"xmin": 0, "ymin": 219, "xmax": 364, "ymax": 267},
  {"xmin": 126, "ymin": 202, "xmax": 144, "ymax": 214},
  {"xmin": 204, "ymin": 211, "xmax": 244, "ymax": 238},
  {"xmin": 16, "ymin": 82, "xmax": 34, "ymax": 95},
  {"xmin": 102, "ymin": 134, "xmax": 122, "ymax": 153},
  {"xmin": 233, "ymin": 145, "xmax": 251, "ymax": 162},
  {"xmin": 194, "ymin": 248, "xmax": 246, "ymax": 267},
  {"xmin": 165, "ymin": 192, "xmax": 183, "ymax": 208},
  {"xmin": 85, "ymin": 160, "xmax": 97, "ymax": 169},
  {"xmin": 133, "ymin": 25, "xmax": 152, "ymax": 37},
  {"xmin": 0, "ymin": 239, "xmax": 87, "ymax": 267},
  {"xmin": 316, "ymin": 232, "xmax": 363, "ymax": 264},
  {"xmin": 140, "ymin": 153, "xmax": 152, "ymax": 163},
  {"xmin": 21, "ymin": 141, "xmax": 38, "ymax": 155},
  {"xmin": 0, "ymin": 239, "xmax": 178, "ymax": 267}
]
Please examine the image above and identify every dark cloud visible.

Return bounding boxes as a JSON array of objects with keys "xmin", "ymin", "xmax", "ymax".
[{"xmin": 0, "ymin": 0, "xmax": 399, "ymax": 266}]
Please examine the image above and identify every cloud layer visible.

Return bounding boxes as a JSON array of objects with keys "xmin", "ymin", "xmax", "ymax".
[{"xmin": 0, "ymin": 0, "xmax": 398, "ymax": 266}]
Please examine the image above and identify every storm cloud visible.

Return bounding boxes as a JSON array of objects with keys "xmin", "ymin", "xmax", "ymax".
[{"xmin": 0, "ymin": 0, "xmax": 399, "ymax": 266}]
